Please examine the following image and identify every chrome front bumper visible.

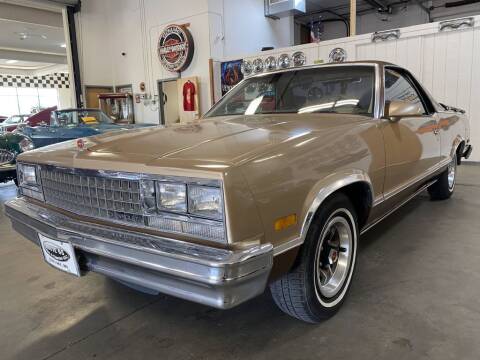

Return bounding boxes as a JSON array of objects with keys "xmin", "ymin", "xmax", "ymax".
[{"xmin": 5, "ymin": 197, "xmax": 273, "ymax": 309}]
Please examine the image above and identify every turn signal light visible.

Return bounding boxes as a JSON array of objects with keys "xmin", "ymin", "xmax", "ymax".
[{"xmin": 275, "ymin": 214, "xmax": 297, "ymax": 231}]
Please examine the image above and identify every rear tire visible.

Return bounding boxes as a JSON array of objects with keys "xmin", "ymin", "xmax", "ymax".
[
  {"xmin": 270, "ymin": 193, "xmax": 358, "ymax": 323},
  {"xmin": 428, "ymin": 154, "xmax": 457, "ymax": 201}
]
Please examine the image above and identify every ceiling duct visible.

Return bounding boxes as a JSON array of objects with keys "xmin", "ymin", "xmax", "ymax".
[{"xmin": 265, "ymin": 0, "xmax": 306, "ymax": 18}]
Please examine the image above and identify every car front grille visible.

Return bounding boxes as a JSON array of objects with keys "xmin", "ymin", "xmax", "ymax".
[
  {"xmin": 40, "ymin": 166, "xmax": 145, "ymax": 225},
  {"xmin": 0, "ymin": 149, "xmax": 15, "ymax": 165}
]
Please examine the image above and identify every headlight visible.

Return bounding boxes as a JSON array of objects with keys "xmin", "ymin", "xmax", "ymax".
[
  {"xmin": 157, "ymin": 182, "xmax": 186, "ymax": 212},
  {"xmin": 149, "ymin": 181, "xmax": 225, "ymax": 242},
  {"xmin": 292, "ymin": 51, "xmax": 306, "ymax": 67},
  {"xmin": 188, "ymin": 185, "xmax": 223, "ymax": 220},
  {"xmin": 17, "ymin": 163, "xmax": 44, "ymax": 201},
  {"xmin": 19, "ymin": 137, "xmax": 35, "ymax": 152},
  {"xmin": 19, "ymin": 164, "xmax": 37, "ymax": 185},
  {"xmin": 277, "ymin": 54, "xmax": 291, "ymax": 69}
]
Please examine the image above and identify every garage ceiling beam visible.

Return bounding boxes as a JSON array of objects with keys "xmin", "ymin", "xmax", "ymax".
[
  {"xmin": 0, "ymin": 48, "xmax": 67, "ymax": 64},
  {"xmin": 0, "ymin": 3, "xmax": 63, "ymax": 28},
  {"xmin": 364, "ymin": 0, "xmax": 390, "ymax": 11}
]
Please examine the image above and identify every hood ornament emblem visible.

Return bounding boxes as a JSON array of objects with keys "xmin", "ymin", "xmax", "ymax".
[{"xmin": 77, "ymin": 138, "xmax": 86, "ymax": 151}]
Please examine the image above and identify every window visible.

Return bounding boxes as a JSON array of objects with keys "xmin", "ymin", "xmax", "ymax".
[
  {"xmin": 206, "ymin": 66, "xmax": 375, "ymax": 118},
  {"xmin": 0, "ymin": 87, "xmax": 20, "ymax": 116},
  {"xmin": 0, "ymin": 87, "xmax": 60, "ymax": 116},
  {"xmin": 384, "ymin": 69, "xmax": 426, "ymax": 114},
  {"xmin": 17, "ymin": 88, "xmax": 41, "ymax": 114},
  {"xmin": 38, "ymin": 88, "xmax": 58, "ymax": 108}
]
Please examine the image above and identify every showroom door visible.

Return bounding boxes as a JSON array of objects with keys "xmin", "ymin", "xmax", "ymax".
[
  {"xmin": 158, "ymin": 79, "xmax": 179, "ymax": 125},
  {"xmin": 85, "ymin": 86, "xmax": 114, "ymax": 108}
]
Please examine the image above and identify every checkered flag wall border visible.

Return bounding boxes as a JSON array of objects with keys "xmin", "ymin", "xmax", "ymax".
[{"xmin": 0, "ymin": 73, "xmax": 70, "ymax": 89}]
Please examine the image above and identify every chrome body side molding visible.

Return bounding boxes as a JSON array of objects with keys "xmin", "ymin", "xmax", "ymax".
[
  {"xmin": 360, "ymin": 179, "xmax": 437, "ymax": 235},
  {"xmin": 273, "ymin": 171, "xmax": 373, "ymax": 256},
  {"xmin": 273, "ymin": 157, "xmax": 452, "ymax": 256},
  {"xmin": 381, "ymin": 157, "xmax": 452, "ymax": 203}
]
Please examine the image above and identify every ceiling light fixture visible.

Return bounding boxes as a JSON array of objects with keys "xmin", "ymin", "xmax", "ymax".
[
  {"xmin": 60, "ymin": 43, "xmax": 66, "ymax": 48},
  {"xmin": 5, "ymin": 60, "xmax": 19, "ymax": 64}
]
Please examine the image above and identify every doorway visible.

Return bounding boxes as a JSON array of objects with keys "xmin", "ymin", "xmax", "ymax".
[
  {"xmin": 158, "ymin": 79, "xmax": 179, "ymax": 126},
  {"xmin": 85, "ymin": 86, "xmax": 114, "ymax": 108}
]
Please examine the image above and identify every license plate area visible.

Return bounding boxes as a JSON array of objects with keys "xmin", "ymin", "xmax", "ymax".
[{"xmin": 39, "ymin": 234, "xmax": 80, "ymax": 276}]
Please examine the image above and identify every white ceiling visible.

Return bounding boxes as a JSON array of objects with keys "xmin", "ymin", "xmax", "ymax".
[
  {"xmin": 0, "ymin": 2, "xmax": 67, "ymax": 75},
  {"xmin": 0, "ymin": 19, "xmax": 66, "ymax": 55},
  {"xmin": 0, "ymin": 59, "xmax": 56, "ymax": 69}
]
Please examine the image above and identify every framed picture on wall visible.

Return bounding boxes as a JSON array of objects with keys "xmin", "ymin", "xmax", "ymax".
[{"xmin": 221, "ymin": 60, "xmax": 243, "ymax": 96}]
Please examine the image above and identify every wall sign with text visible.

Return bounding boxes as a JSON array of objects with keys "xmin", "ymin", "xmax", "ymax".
[{"xmin": 157, "ymin": 24, "xmax": 194, "ymax": 73}]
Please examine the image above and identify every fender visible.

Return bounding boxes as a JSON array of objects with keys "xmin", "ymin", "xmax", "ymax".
[
  {"xmin": 273, "ymin": 170, "xmax": 373, "ymax": 256},
  {"xmin": 450, "ymin": 134, "xmax": 465, "ymax": 159}
]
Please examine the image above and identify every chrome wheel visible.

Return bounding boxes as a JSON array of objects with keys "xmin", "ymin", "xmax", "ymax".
[
  {"xmin": 314, "ymin": 212, "xmax": 353, "ymax": 300},
  {"xmin": 448, "ymin": 158, "xmax": 456, "ymax": 191}
]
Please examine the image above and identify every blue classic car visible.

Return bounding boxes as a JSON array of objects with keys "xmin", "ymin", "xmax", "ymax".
[
  {"xmin": 0, "ymin": 108, "xmax": 155, "ymax": 184},
  {"xmin": 21, "ymin": 108, "xmax": 154, "ymax": 148}
]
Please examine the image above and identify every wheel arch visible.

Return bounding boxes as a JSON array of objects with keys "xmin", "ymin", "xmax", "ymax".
[
  {"xmin": 450, "ymin": 135, "xmax": 465, "ymax": 164},
  {"xmin": 271, "ymin": 171, "xmax": 373, "ymax": 276},
  {"xmin": 299, "ymin": 171, "xmax": 374, "ymax": 245}
]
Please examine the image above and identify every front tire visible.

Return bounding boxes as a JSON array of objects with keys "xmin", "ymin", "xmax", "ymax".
[
  {"xmin": 270, "ymin": 193, "xmax": 358, "ymax": 323},
  {"xmin": 428, "ymin": 154, "xmax": 457, "ymax": 201}
]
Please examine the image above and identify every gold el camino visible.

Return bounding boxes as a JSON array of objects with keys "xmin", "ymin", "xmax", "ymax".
[{"xmin": 6, "ymin": 62, "xmax": 473, "ymax": 323}]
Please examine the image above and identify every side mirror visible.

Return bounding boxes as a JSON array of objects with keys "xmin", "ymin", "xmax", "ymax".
[{"xmin": 385, "ymin": 100, "xmax": 424, "ymax": 121}]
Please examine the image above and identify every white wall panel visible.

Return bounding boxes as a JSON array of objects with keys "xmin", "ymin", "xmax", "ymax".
[
  {"xmin": 455, "ymin": 29, "xmax": 474, "ymax": 111},
  {"xmin": 237, "ymin": 16, "xmax": 480, "ymax": 161},
  {"xmin": 469, "ymin": 27, "xmax": 480, "ymax": 157},
  {"xmin": 421, "ymin": 34, "xmax": 435, "ymax": 92}
]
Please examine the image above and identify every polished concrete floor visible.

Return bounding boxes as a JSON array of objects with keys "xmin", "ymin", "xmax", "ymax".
[{"xmin": 1, "ymin": 165, "xmax": 480, "ymax": 360}]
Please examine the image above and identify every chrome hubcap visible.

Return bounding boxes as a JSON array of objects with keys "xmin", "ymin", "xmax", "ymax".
[
  {"xmin": 315, "ymin": 215, "xmax": 352, "ymax": 299},
  {"xmin": 448, "ymin": 160, "xmax": 456, "ymax": 191}
]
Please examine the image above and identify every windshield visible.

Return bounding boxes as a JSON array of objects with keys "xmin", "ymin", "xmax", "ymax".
[
  {"xmin": 206, "ymin": 66, "xmax": 375, "ymax": 118},
  {"xmin": 4, "ymin": 115, "xmax": 27, "ymax": 125},
  {"xmin": 52, "ymin": 110, "xmax": 114, "ymax": 127}
]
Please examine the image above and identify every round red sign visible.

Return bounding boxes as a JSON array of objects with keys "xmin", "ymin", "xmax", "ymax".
[{"xmin": 158, "ymin": 24, "xmax": 194, "ymax": 72}]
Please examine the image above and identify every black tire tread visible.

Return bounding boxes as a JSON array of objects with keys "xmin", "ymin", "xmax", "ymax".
[
  {"xmin": 270, "ymin": 193, "xmax": 357, "ymax": 323},
  {"xmin": 270, "ymin": 261, "xmax": 319, "ymax": 323},
  {"xmin": 428, "ymin": 155, "xmax": 456, "ymax": 201}
]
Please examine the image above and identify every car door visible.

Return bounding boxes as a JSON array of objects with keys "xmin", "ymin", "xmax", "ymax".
[{"xmin": 381, "ymin": 67, "xmax": 441, "ymax": 199}]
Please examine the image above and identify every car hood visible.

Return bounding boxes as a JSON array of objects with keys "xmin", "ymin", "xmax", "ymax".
[{"xmin": 18, "ymin": 114, "xmax": 369, "ymax": 171}]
